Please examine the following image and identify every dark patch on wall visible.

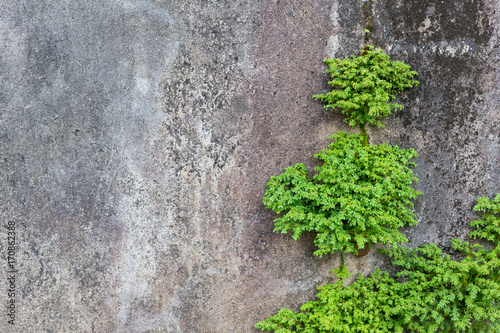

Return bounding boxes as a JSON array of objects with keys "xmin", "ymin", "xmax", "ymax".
[
  {"xmin": 382, "ymin": 0, "xmax": 493, "ymax": 45},
  {"xmin": 398, "ymin": 54, "xmax": 481, "ymax": 138}
]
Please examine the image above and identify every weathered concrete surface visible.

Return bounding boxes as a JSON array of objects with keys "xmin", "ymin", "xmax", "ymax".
[{"xmin": 0, "ymin": 0, "xmax": 498, "ymax": 332}]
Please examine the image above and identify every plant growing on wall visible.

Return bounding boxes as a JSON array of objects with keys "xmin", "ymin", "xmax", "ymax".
[
  {"xmin": 257, "ymin": 25, "xmax": 500, "ymax": 333},
  {"xmin": 263, "ymin": 132, "xmax": 420, "ymax": 258},
  {"xmin": 263, "ymin": 46, "xmax": 420, "ymax": 259},
  {"xmin": 313, "ymin": 45, "xmax": 418, "ymax": 145},
  {"xmin": 256, "ymin": 194, "xmax": 500, "ymax": 332}
]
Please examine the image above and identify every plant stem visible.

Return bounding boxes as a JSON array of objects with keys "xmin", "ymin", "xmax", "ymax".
[{"xmin": 359, "ymin": 122, "xmax": 370, "ymax": 146}]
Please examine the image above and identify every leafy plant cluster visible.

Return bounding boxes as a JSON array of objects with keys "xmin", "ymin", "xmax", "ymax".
[
  {"xmin": 257, "ymin": 44, "xmax": 500, "ymax": 332},
  {"xmin": 263, "ymin": 132, "xmax": 420, "ymax": 257},
  {"xmin": 313, "ymin": 45, "xmax": 418, "ymax": 129},
  {"xmin": 313, "ymin": 45, "xmax": 418, "ymax": 146},
  {"xmin": 256, "ymin": 195, "xmax": 500, "ymax": 332},
  {"xmin": 263, "ymin": 46, "xmax": 420, "ymax": 258}
]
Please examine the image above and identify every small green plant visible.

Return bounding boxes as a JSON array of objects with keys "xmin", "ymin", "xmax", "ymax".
[
  {"xmin": 255, "ymin": 269, "xmax": 402, "ymax": 333},
  {"xmin": 263, "ymin": 132, "xmax": 420, "ymax": 257},
  {"xmin": 263, "ymin": 46, "xmax": 420, "ymax": 258},
  {"xmin": 256, "ymin": 194, "xmax": 500, "ymax": 332},
  {"xmin": 313, "ymin": 45, "xmax": 418, "ymax": 145},
  {"xmin": 469, "ymin": 193, "xmax": 500, "ymax": 244}
]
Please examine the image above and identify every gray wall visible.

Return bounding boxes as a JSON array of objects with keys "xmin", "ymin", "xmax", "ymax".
[{"xmin": 0, "ymin": 0, "xmax": 498, "ymax": 332}]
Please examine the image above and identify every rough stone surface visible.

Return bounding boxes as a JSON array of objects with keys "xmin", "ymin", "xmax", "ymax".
[{"xmin": 0, "ymin": 0, "xmax": 498, "ymax": 332}]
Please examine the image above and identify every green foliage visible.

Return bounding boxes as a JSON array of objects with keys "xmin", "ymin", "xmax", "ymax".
[
  {"xmin": 378, "ymin": 196, "xmax": 500, "ymax": 332},
  {"xmin": 469, "ymin": 193, "xmax": 500, "ymax": 245},
  {"xmin": 313, "ymin": 45, "xmax": 418, "ymax": 129},
  {"xmin": 331, "ymin": 254, "xmax": 351, "ymax": 280},
  {"xmin": 255, "ymin": 269, "xmax": 405, "ymax": 333},
  {"xmin": 258, "ymin": 44, "xmax": 500, "ymax": 332},
  {"xmin": 256, "ymin": 195, "xmax": 500, "ymax": 332},
  {"xmin": 263, "ymin": 132, "xmax": 420, "ymax": 256}
]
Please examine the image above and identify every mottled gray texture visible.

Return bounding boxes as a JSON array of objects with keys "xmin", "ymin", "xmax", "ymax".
[{"xmin": 0, "ymin": 0, "xmax": 498, "ymax": 332}]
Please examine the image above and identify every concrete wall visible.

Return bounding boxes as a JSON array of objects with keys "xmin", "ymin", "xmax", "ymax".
[{"xmin": 0, "ymin": 0, "xmax": 498, "ymax": 332}]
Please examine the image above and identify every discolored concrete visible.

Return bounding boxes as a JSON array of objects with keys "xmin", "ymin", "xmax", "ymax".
[{"xmin": 0, "ymin": 0, "xmax": 498, "ymax": 332}]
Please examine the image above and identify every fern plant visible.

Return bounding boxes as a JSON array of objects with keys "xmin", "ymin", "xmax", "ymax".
[
  {"xmin": 255, "ymin": 269, "xmax": 404, "ymax": 333},
  {"xmin": 263, "ymin": 132, "xmax": 420, "ymax": 257},
  {"xmin": 263, "ymin": 46, "xmax": 420, "ymax": 256},
  {"xmin": 258, "ymin": 43, "xmax": 500, "ymax": 332},
  {"xmin": 379, "ymin": 194, "xmax": 500, "ymax": 332},
  {"xmin": 469, "ymin": 193, "xmax": 500, "ymax": 245},
  {"xmin": 256, "ymin": 194, "xmax": 500, "ymax": 333},
  {"xmin": 313, "ymin": 45, "xmax": 418, "ymax": 146}
]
